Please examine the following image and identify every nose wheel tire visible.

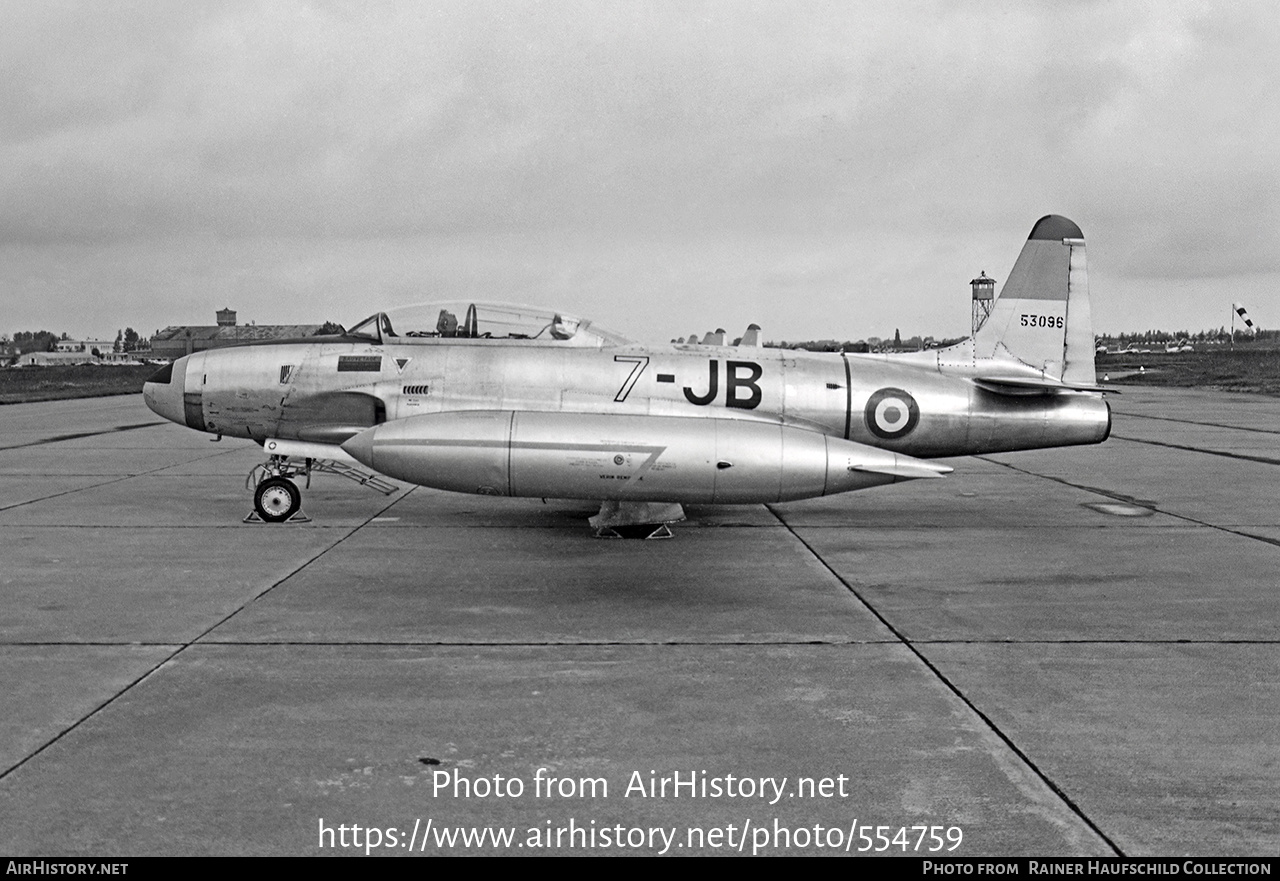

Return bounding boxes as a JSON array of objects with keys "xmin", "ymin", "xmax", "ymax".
[{"xmin": 254, "ymin": 476, "xmax": 302, "ymax": 523}]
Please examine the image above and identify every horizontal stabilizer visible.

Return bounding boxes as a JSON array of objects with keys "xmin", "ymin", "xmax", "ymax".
[{"xmin": 974, "ymin": 376, "xmax": 1117, "ymax": 396}]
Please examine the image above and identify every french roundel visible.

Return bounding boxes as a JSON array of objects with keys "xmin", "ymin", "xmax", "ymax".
[{"xmin": 864, "ymin": 387, "xmax": 920, "ymax": 440}]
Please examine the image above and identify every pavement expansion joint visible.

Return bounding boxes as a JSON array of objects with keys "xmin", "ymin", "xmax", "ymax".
[
  {"xmin": 0, "ymin": 523, "xmax": 359, "ymax": 529},
  {"xmin": 1112, "ymin": 434, "xmax": 1280, "ymax": 466},
  {"xmin": 0, "ymin": 643, "xmax": 186, "ymax": 785},
  {"xmin": 910, "ymin": 638, "xmax": 1280, "ymax": 645},
  {"xmin": 784, "ymin": 522, "xmax": 1190, "ymax": 530},
  {"xmin": 185, "ymin": 639, "xmax": 905, "ymax": 648},
  {"xmin": 1, "ymin": 642, "xmax": 186, "ymax": 648},
  {"xmin": 980, "ymin": 457, "xmax": 1280, "ymax": 550},
  {"xmin": 765, "ymin": 502, "xmax": 1125, "ymax": 857},
  {"xmin": 0, "ymin": 473, "xmax": 140, "ymax": 512},
  {"xmin": 0, "ymin": 512, "xmax": 382, "ymax": 786},
  {"xmin": 0, "ymin": 446, "xmax": 251, "ymax": 513},
  {"xmin": 1117, "ymin": 411, "xmax": 1280, "ymax": 435},
  {"xmin": 8, "ymin": 637, "xmax": 1278, "ymax": 648},
  {"xmin": 0, "ymin": 420, "xmax": 167, "ymax": 451}
]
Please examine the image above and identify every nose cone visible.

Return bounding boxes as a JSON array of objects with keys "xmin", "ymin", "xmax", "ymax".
[{"xmin": 143, "ymin": 357, "xmax": 187, "ymax": 426}]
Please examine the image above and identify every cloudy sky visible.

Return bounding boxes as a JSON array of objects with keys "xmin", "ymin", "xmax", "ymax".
[{"xmin": 2, "ymin": 0, "xmax": 1277, "ymax": 344}]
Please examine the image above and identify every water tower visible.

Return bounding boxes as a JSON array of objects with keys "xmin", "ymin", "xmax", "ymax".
[{"xmin": 971, "ymin": 271, "xmax": 995, "ymax": 335}]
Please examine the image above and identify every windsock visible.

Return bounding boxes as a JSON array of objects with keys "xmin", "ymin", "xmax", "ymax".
[{"xmin": 1234, "ymin": 303, "xmax": 1256, "ymax": 333}]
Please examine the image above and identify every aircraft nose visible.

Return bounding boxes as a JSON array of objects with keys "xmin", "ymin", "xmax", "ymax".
[{"xmin": 142, "ymin": 357, "xmax": 187, "ymax": 426}]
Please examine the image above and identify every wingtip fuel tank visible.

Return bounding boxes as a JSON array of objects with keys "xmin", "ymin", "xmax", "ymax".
[{"xmin": 341, "ymin": 410, "xmax": 951, "ymax": 505}]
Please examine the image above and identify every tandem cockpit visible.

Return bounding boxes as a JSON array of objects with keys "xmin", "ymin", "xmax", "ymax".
[{"xmin": 340, "ymin": 302, "xmax": 630, "ymax": 348}]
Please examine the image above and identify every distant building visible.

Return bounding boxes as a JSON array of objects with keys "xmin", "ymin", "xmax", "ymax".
[
  {"xmin": 53, "ymin": 338, "xmax": 114, "ymax": 354},
  {"xmin": 16, "ymin": 339, "xmax": 118, "ymax": 365},
  {"xmin": 99, "ymin": 351, "xmax": 146, "ymax": 364},
  {"xmin": 18, "ymin": 351, "xmax": 96, "ymax": 366},
  {"xmin": 150, "ymin": 310, "xmax": 321, "ymax": 361}
]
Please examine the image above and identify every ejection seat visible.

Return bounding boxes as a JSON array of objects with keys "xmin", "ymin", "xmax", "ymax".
[{"xmin": 436, "ymin": 310, "xmax": 458, "ymax": 336}]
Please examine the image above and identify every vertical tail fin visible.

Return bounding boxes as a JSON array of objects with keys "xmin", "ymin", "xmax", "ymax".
[{"xmin": 972, "ymin": 215, "xmax": 1095, "ymax": 384}]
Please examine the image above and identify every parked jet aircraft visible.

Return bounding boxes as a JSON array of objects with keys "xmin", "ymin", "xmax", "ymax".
[{"xmin": 143, "ymin": 215, "xmax": 1110, "ymax": 535}]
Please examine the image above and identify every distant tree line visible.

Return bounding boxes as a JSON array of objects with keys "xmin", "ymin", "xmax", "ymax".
[
  {"xmin": 769, "ymin": 327, "xmax": 1277, "ymax": 353},
  {"xmin": 6, "ymin": 331, "xmax": 63, "ymax": 354},
  {"xmin": 766, "ymin": 335, "xmax": 968, "ymax": 353},
  {"xmin": 1104, "ymin": 328, "xmax": 1276, "ymax": 344}
]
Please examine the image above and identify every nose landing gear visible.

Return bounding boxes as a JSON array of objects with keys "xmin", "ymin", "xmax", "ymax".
[
  {"xmin": 243, "ymin": 452, "xmax": 398, "ymax": 523},
  {"xmin": 245, "ymin": 459, "xmax": 312, "ymax": 524},
  {"xmin": 253, "ymin": 476, "xmax": 303, "ymax": 523}
]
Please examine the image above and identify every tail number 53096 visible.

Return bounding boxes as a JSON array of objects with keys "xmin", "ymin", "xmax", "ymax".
[{"xmin": 1020, "ymin": 314, "xmax": 1064, "ymax": 328}]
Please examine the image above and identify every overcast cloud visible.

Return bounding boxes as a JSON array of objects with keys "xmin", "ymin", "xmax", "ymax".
[{"xmin": 2, "ymin": 0, "xmax": 1277, "ymax": 342}]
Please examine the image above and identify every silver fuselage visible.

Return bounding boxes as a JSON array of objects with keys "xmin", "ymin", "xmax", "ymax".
[{"xmin": 145, "ymin": 336, "xmax": 1110, "ymax": 460}]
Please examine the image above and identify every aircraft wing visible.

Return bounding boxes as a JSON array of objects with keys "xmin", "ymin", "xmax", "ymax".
[{"xmin": 261, "ymin": 437, "xmax": 362, "ymax": 466}]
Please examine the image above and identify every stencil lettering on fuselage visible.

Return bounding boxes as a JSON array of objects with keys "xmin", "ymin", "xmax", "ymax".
[
  {"xmin": 337, "ymin": 355, "xmax": 382, "ymax": 372},
  {"xmin": 680, "ymin": 360, "xmax": 762, "ymax": 410}
]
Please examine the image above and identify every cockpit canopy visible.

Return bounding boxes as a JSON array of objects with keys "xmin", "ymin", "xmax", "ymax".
[{"xmin": 344, "ymin": 302, "xmax": 629, "ymax": 348}]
